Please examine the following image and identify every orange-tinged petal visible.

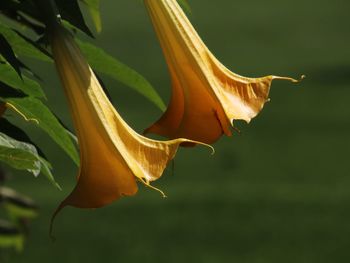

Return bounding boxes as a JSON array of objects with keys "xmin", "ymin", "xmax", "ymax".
[
  {"xmin": 50, "ymin": 24, "xmax": 201, "ymax": 211},
  {"xmin": 144, "ymin": 0, "xmax": 302, "ymax": 144}
]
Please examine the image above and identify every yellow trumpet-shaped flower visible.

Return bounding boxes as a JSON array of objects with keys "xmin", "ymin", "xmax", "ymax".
[
  {"xmin": 49, "ymin": 23, "xmax": 201, "ymax": 211},
  {"xmin": 144, "ymin": 0, "xmax": 302, "ymax": 144}
]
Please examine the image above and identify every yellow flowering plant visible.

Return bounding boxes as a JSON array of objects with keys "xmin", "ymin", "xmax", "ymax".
[{"xmin": 0, "ymin": 0, "xmax": 302, "ymax": 245}]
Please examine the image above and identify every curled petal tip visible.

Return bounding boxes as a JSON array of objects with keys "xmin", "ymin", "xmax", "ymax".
[
  {"xmin": 271, "ymin": 75, "xmax": 306, "ymax": 83},
  {"xmin": 293, "ymin": 74, "xmax": 306, "ymax": 82},
  {"xmin": 171, "ymin": 137, "xmax": 215, "ymax": 154},
  {"xmin": 49, "ymin": 202, "xmax": 66, "ymax": 240},
  {"xmin": 194, "ymin": 141, "xmax": 215, "ymax": 155},
  {"xmin": 140, "ymin": 177, "xmax": 167, "ymax": 197},
  {"xmin": 210, "ymin": 146, "xmax": 216, "ymax": 156}
]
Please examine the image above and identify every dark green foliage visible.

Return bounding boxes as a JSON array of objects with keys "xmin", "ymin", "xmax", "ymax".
[
  {"xmin": 0, "ymin": 0, "xmax": 165, "ymax": 186},
  {"xmin": 0, "ymin": 34, "xmax": 22, "ymax": 78}
]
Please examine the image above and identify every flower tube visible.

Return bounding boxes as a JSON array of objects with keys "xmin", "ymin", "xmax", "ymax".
[
  {"xmin": 144, "ymin": 0, "xmax": 302, "ymax": 144},
  {"xmin": 49, "ymin": 23, "xmax": 203, "ymax": 212}
]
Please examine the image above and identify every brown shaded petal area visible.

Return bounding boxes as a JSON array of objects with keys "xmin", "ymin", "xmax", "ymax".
[{"xmin": 144, "ymin": 0, "xmax": 302, "ymax": 144}]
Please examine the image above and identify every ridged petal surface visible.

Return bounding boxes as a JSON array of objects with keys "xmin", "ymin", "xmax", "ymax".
[{"xmin": 144, "ymin": 0, "xmax": 300, "ymax": 144}]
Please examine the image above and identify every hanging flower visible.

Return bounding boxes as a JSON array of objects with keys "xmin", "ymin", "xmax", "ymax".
[
  {"xmin": 144, "ymin": 0, "xmax": 302, "ymax": 144},
  {"xmin": 49, "ymin": 23, "xmax": 205, "ymax": 213}
]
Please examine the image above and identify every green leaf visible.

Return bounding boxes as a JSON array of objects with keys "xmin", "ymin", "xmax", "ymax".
[
  {"xmin": 56, "ymin": 0, "xmax": 94, "ymax": 38},
  {"xmin": 0, "ymin": 132, "xmax": 60, "ymax": 189},
  {"xmin": 0, "ymin": 34, "xmax": 22, "ymax": 77},
  {"xmin": 0, "ymin": 62, "xmax": 45, "ymax": 98},
  {"xmin": 0, "ymin": 147, "xmax": 39, "ymax": 173},
  {"xmin": 0, "ymin": 220, "xmax": 23, "ymax": 252},
  {"xmin": 38, "ymin": 156, "xmax": 62, "ymax": 190},
  {"xmin": 0, "ymin": 118, "xmax": 47, "ymax": 158},
  {"xmin": 0, "ymin": 132, "xmax": 41, "ymax": 175},
  {"xmin": 0, "ymin": 187, "xmax": 38, "ymax": 219},
  {"xmin": 3, "ymin": 97, "xmax": 79, "ymax": 165},
  {"xmin": 5, "ymin": 202, "xmax": 38, "ymax": 220},
  {"xmin": 77, "ymin": 39, "xmax": 166, "ymax": 111},
  {"xmin": 0, "ymin": 23, "xmax": 51, "ymax": 62},
  {"xmin": 0, "ymin": 81, "xmax": 26, "ymax": 99},
  {"xmin": 0, "ymin": 122, "xmax": 60, "ymax": 188},
  {"xmin": 0, "ymin": 0, "xmax": 45, "ymax": 32},
  {"xmin": 81, "ymin": 0, "xmax": 102, "ymax": 33},
  {"xmin": 0, "ymin": 23, "xmax": 164, "ymax": 110}
]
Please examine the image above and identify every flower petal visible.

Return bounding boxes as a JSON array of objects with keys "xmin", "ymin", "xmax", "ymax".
[
  {"xmin": 144, "ymin": 0, "xmax": 301, "ymax": 144},
  {"xmin": 50, "ymin": 25, "xmax": 201, "ymax": 211}
]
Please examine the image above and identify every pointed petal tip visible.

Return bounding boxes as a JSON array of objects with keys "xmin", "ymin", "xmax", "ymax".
[
  {"xmin": 206, "ymin": 144, "xmax": 216, "ymax": 155},
  {"xmin": 271, "ymin": 74, "xmax": 306, "ymax": 83},
  {"xmin": 49, "ymin": 201, "xmax": 67, "ymax": 241},
  {"xmin": 187, "ymin": 139, "xmax": 215, "ymax": 155},
  {"xmin": 142, "ymin": 130, "xmax": 216, "ymax": 155},
  {"xmin": 140, "ymin": 177, "xmax": 167, "ymax": 197}
]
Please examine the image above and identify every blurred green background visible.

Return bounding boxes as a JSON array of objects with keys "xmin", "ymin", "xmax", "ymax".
[{"xmin": 3, "ymin": 0, "xmax": 350, "ymax": 262}]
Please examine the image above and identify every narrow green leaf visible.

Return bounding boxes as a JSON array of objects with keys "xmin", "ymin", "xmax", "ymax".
[
  {"xmin": 1, "ymin": 188, "xmax": 39, "ymax": 238},
  {"xmin": 0, "ymin": 23, "xmax": 51, "ymax": 62},
  {"xmin": 0, "ymin": 132, "xmax": 41, "ymax": 175},
  {"xmin": 0, "ymin": 63, "xmax": 45, "ymax": 98},
  {"xmin": 0, "ymin": 23, "xmax": 164, "ymax": 110},
  {"xmin": 56, "ymin": 0, "xmax": 94, "ymax": 37},
  {"xmin": 0, "ymin": 118, "xmax": 47, "ymax": 158},
  {"xmin": 38, "ymin": 156, "xmax": 61, "ymax": 190},
  {"xmin": 0, "ymin": 34, "xmax": 22, "ymax": 77},
  {"xmin": 0, "ymin": 220, "xmax": 23, "ymax": 252},
  {"xmin": 3, "ymin": 97, "xmax": 79, "ymax": 165},
  {"xmin": 77, "ymin": 39, "xmax": 166, "ymax": 111},
  {"xmin": 5, "ymin": 202, "xmax": 38, "ymax": 220},
  {"xmin": 0, "ymin": 187, "xmax": 38, "ymax": 219},
  {"xmin": 0, "ymin": 121, "xmax": 60, "ymax": 188},
  {"xmin": 0, "ymin": 81, "xmax": 26, "ymax": 99},
  {"xmin": 0, "ymin": 147, "xmax": 39, "ymax": 172},
  {"xmin": 81, "ymin": 0, "xmax": 102, "ymax": 33}
]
